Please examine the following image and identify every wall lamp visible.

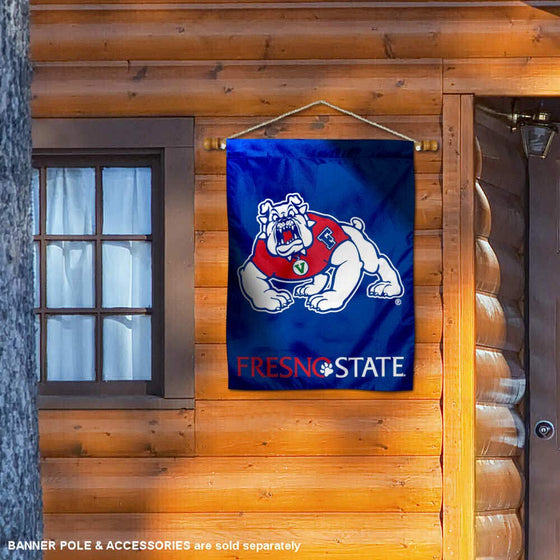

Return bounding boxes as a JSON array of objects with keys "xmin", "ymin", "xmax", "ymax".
[{"xmin": 512, "ymin": 111, "xmax": 557, "ymax": 159}]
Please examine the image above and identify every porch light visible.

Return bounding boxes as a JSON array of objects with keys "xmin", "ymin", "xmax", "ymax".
[{"xmin": 518, "ymin": 112, "xmax": 557, "ymax": 159}]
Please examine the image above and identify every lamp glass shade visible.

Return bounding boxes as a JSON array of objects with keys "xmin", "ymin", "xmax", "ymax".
[{"xmin": 520, "ymin": 124, "xmax": 556, "ymax": 158}]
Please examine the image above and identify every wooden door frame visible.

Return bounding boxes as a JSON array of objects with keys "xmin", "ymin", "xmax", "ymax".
[
  {"xmin": 442, "ymin": 94, "xmax": 476, "ymax": 560},
  {"xmin": 442, "ymin": 60, "xmax": 560, "ymax": 559}
]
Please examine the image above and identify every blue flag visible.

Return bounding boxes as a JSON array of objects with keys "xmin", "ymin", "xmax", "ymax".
[{"xmin": 226, "ymin": 139, "xmax": 415, "ymax": 391}]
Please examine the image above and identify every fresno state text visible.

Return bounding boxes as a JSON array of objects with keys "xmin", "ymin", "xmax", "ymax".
[{"xmin": 236, "ymin": 356, "xmax": 406, "ymax": 379}]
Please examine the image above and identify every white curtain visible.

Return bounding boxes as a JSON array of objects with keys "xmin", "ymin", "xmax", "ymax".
[
  {"xmin": 33, "ymin": 242, "xmax": 39, "ymax": 307},
  {"xmin": 35, "ymin": 317, "xmax": 41, "ymax": 381},
  {"xmin": 32, "ymin": 168, "xmax": 39, "ymax": 235},
  {"xmin": 47, "ymin": 315, "xmax": 95, "ymax": 381},
  {"xmin": 103, "ymin": 315, "xmax": 151, "ymax": 380},
  {"xmin": 103, "ymin": 167, "xmax": 151, "ymax": 234},
  {"xmin": 46, "ymin": 168, "xmax": 95, "ymax": 234},
  {"xmin": 47, "ymin": 242, "xmax": 94, "ymax": 308},
  {"xmin": 102, "ymin": 241, "xmax": 151, "ymax": 308},
  {"xmin": 43, "ymin": 167, "xmax": 152, "ymax": 382}
]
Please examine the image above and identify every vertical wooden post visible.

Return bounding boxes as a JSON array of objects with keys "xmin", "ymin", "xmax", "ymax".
[{"xmin": 442, "ymin": 94, "xmax": 476, "ymax": 560}]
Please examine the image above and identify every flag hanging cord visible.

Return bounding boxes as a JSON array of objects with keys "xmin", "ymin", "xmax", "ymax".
[{"xmin": 203, "ymin": 100, "xmax": 439, "ymax": 152}]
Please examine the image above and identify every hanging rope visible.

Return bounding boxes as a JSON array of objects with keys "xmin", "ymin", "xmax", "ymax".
[{"xmin": 204, "ymin": 100, "xmax": 439, "ymax": 152}]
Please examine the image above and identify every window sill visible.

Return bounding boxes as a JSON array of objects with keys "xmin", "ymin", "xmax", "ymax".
[{"xmin": 38, "ymin": 395, "xmax": 194, "ymax": 410}]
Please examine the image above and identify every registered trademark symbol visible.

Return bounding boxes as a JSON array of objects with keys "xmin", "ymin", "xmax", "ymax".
[{"xmin": 395, "ymin": 299, "xmax": 402, "ymax": 306}]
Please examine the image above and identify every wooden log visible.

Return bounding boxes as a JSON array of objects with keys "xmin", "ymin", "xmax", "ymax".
[
  {"xmin": 195, "ymin": 116, "xmax": 441, "ymax": 175},
  {"xmin": 195, "ymin": 231, "xmax": 441, "ymax": 287},
  {"xmin": 492, "ymin": 244, "xmax": 524, "ymax": 301},
  {"xmin": 195, "ymin": 285, "xmax": 442, "ymax": 344},
  {"xmin": 476, "ymin": 459, "xmax": 524, "ymax": 513},
  {"xmin": 476, "ymin": 513, "xmax": 523, "ymax": 560},
  {"xmin": 475, "ymin": 237, "xmax": 500, "ymax": 295},
  {"xmin": 476, "ymin": 111, "xmax": 518, "ymax": 143},
  {"xmin": 32, "ymin": 60, "xmax": 443, "ymax": 118},
  {"xmin": 31, "ymin": 6, "xmax": 560, "ymax": 62},
  {"xmin": 196, "ymin": 400, "xmax": 442, "ymax": 456},
  {"xmin": 475, "ymin": 293, "xmax": 524, "ymax": 353},
  {"xmin": 195, "ymin": 342, "xmax": 442, "ymax": 400},
  {"xmin": 39, "ymin": 410, "xmax": 194, "ymax": 458},
  {"xmin": 195, "ymin": 173, "xmax": 443, "ymax": 231},
  {"xmin": 476, "ymin": 348, "xmax": 526, "ymax": 406},
  {"xmin": 486, "ymin": 187, "xmax": 525, "ymax": 250},
  {"xmin": 41, "ymin": 455, "xmax": 442, "ymax": 514},
  {"xmin": 476, "ymin": 134, "xmax": 526, "ymax": 201},
  {"xmin": 476, "ymin": 404, "xmax": 525, "ymax": 457},
  {"xmin": 43, "ymin": 512, "xmax": 442, "ymax": 560},
  {"xmin": 474, "ymin": 135, "xmax": 483, "ymax": 179},
  {"xmin": 475, "ymin": 180, "xmax": 491, "ymax": 238},
  {"xmin": 476, "ymin": 240, "xmax": 524, "ymax": 301},
  {"xmin": 445, "ymin": 57, "xmax": 560, "ymax": 96}
]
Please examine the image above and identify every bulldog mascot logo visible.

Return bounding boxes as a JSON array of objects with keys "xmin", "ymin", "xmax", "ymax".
[{"xmin": 238, "ymin": 193, "xmax": 404, "ymax": 314}]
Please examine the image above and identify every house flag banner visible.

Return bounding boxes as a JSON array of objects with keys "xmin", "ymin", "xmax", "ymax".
[{"xmin": 226, "ymin": 139, "xmax": 415, "ymax": 391}]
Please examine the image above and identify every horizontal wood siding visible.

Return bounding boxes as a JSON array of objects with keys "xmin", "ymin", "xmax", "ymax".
[
  {"xmin": 42, "ymin": 456, "xmax": 442, "ymax": 513},
  {"xmin": 444, "ymin": 57, "xmax": 560, "ymax": 95},
  {"xmin": 474, "ymin": 109, "xmax": 527, "ymax": 560},
  {"xmin": 31, "ymin": 5, "xmax": 560, "ymax": 62},
  {"xmin": 32, "ymin": 60, "xmax": 443, "ymax": 117},
  {"xmin": 39, "ymin": 410, "xmax": 195, "ymax": 458},
  {"xmin": 43, "ymin": 513, "xmax": 442, "ymax": 560},
  {"xmin": 196, "ymin": 400, "xmax": 442, "ymax": 457}
]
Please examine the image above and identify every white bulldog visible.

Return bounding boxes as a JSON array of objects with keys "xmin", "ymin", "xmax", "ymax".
[{"xmin": 238, "ymin": 193, "xmax": 404, "ymax": 314}]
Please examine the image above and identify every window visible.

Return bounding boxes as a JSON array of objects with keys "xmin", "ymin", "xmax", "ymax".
[{"xmin": 32, "ymin": 119, "xmax": 194, "ymax": 409}]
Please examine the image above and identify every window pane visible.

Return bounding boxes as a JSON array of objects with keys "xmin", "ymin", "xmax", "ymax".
[
  {"xmin": 102, "ymin": 241, "xmax": 151, "ymax": 308},
  {"xmin": 32, "ymin": 168, "xmax": 39, "ymax": 235},
  {"xmin": 47, "ymin": 315, "xmax": 95, "ymax": 381},
  {"xmin": 103, "ymin": 167, "xmax": 151, "ymax": 234},
  {"xmin": 35, "ymin": 316, "xmax": 41, "ymax": 381},
  {"xmin": 33, "ymin": 242, "xmax": 40, "ymax": 308},
  {"xmin": 46, "ymin": 168, "xmax": 95, "ymax": 234},
  {"xmin": 103, "ymin": 315, "xmax": 151, "ymax": 380},
  {"xmin": 47, "ymin": 242, "xmax": 94, "ymax": 308}
]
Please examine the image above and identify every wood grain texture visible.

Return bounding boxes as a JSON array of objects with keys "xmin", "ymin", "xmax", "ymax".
[
  {"xmin": 195, "ymin": 173, "xmax": 443, "ymax": 231},
  {"xmin": 442, "ymin": 94, "xmax": 476, "ymax": 560},
  {"xmin": 474, "ymin": 180, "xmax": 491, "ymax": 238},
  {"xmin": 477, "ymin": 182, "xmax": 525, "ymax": 248},
  {"xmin": 43, "ymin": 512, "xmax": 442, "ymax": 560},
  {"xmin": 196, "ymin": 231, "xmax": 441, "ymax": 287},
  {"xmin": 41, "ymin": 455, "xmax": 442, "ymax": 513},
  {"xmin": 476, "ymin": 293, "xmax": 524, "ymax": 353},
  {"xmin": 476, "ymin": 239, "xmax": 524, "ymax": 301},
  {"xmin": 475, "ymin": 237, "xmax": 500, "ymax": 295},
  {"xmin": 195, "ymin": 115, "xmax": 442, "ymax": 174},
  {"xmin": 476, "ymin": 404, "xmax": 525, "ymax": 458},
  {"xmin": 476, "ymin": 118, "xmax": 527, "ymax": 200},
  {"xmin": 195, "ymin": 285, "xmax": 442, "ymax": 344},
  {"xmin": 195, "ymin": 342, "xmax": 442, "ymax": 400},
  {"xmin": 476, "ymin": 459, "xmax": 524, "ymax": 513},
  {"xmin": 31, "ymin": 5, "xmax": 560, "ymax": 62},
  {"xmin": 476, "ymin": 348, "xmax": 525, "ymax": 406},
  {"xmin": 39, "ymin": 410, "xmax": 194, "ymax": 458},
  {"xmin": 32, "ymin": 60, "xmax": 443, "ymax": 117},
  {"xmin": 196, "ymin": 400, "xmax": 442, "ymax": 456},
  {"xmin": 445, "ymin": 57, "xmax": 560, "ymax": 96},
  {"xmin": 476, "ymin": 513, "xmax": 523, "ymax": 560}
]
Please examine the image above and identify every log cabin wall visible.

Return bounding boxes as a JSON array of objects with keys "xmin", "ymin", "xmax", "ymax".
[
  {"xmin": 30, "ymin": 2, "xmax": 558, "ymax": 559},
  {"xmin": 474, "ymin": 109, "xmax": 527, "ymax": 560}
]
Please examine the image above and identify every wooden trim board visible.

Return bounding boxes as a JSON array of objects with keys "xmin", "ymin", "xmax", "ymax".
[{"xmin": 442, "ymin": 94, "xmax": 476, "ymax": 560}]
